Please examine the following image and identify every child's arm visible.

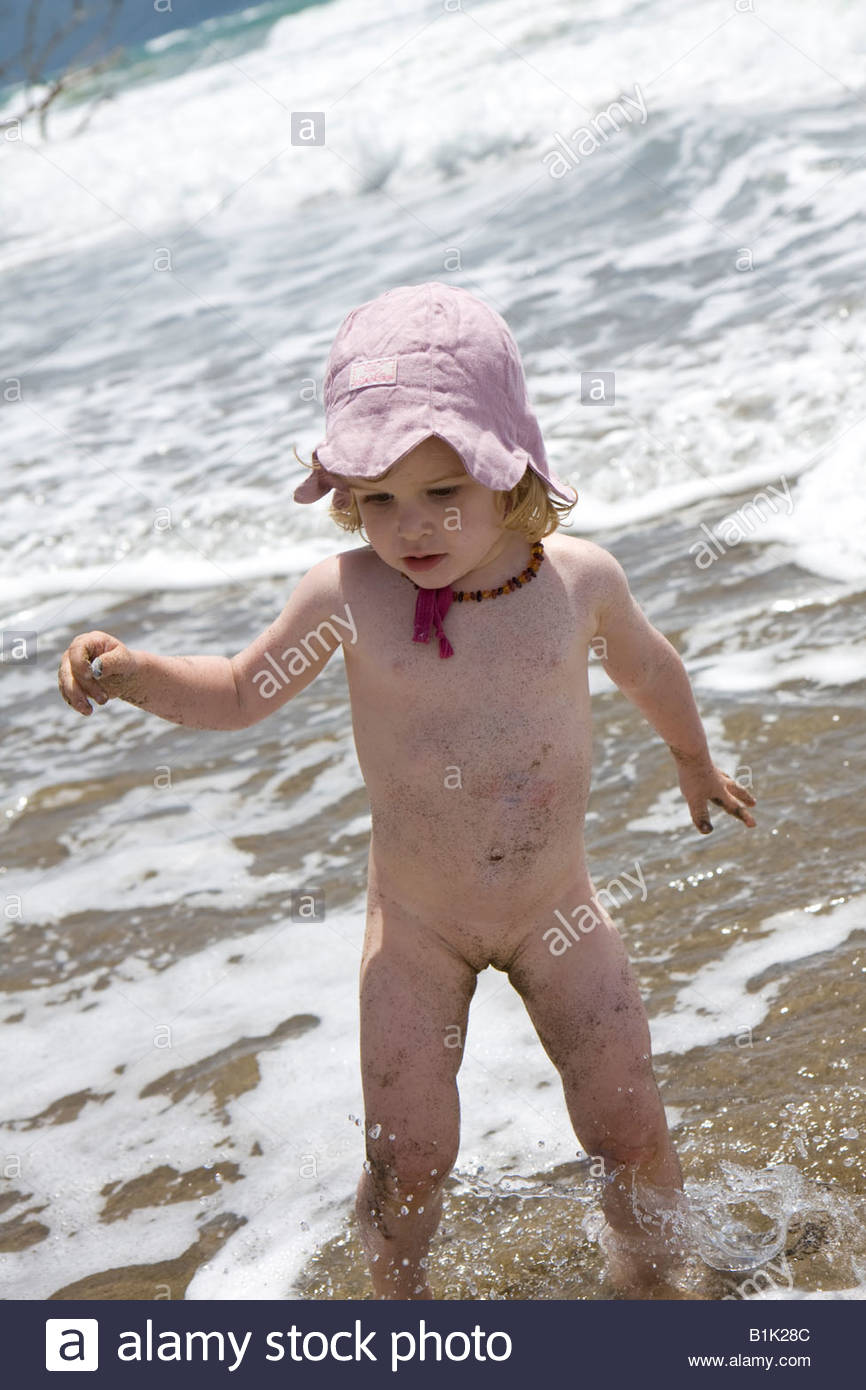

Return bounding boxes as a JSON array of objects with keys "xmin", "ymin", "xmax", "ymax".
[
  {"xmin": 58, "ymin": 629, "xmax": 246, "ymax": 728},
  {"xmin": 58, "ymin": 554, "xmax": 344, "ymax": 730},
  {"xmin": 229, "ymin": 553, "xmax": 346, "ymax": 727},
  {"xmin": 588, "ymin": 543, "xmax": 757, "ymax": 835}
]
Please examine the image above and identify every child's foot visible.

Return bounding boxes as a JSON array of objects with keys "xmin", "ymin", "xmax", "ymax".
[{"xmin": 598, "ymin": 1221, "xmax": 684, "ymax": 1297}]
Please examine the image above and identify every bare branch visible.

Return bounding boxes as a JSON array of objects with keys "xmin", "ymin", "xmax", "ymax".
[{"xmin": 0, "ymin": 1, "xmax": 126, "ymax": 139}]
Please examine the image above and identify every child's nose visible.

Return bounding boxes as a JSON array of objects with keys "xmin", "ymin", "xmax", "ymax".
[{"xmin": 397, "ymin": 505, "xmax": 434, "ymax": 538}]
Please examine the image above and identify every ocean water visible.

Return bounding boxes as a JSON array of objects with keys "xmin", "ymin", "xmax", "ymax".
[{"xmin": 1, "ymin": 0, "xmax": 865, "ymax": 1300}]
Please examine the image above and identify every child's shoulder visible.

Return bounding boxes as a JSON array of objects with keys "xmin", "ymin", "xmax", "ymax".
[
  {"xmin": 331, "ymin": 544, "xmax": 396, "ymax": 615},
  {"xmin": 542, "ymin": 532, "xmax": 622, "ymax": 588},
  {"xmin": 543, "ymin": 534, "xmax": 633, "ymax": 632},
  {"xmin": 334, "ymin": 542, "xmax": 386, "ymax": 589},
  {"xmin": 544, "ymin": 532, "xmax": 608, "ymax": 566},
  {"xmin": 552, "ymin": 533, "xmax": 626, "ymax": 578}
]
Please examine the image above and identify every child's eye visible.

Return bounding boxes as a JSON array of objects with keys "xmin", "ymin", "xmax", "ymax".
[{"xmin": 358, "ymin": 487, "xmax": 459, "ymax": 505}]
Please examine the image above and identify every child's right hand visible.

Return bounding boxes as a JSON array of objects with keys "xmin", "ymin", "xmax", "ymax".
[{"xmin": 57, "ymin": 631, "xmax": 134, "ymax": 716}]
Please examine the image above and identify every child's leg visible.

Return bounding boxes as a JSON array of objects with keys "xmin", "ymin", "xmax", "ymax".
[
  {"xmin": 507, "ymin": 881, "xmax": 685, "ymax": 1289},
  {"xmin": 355, "ymin": 892, "xmax": 478, "ymax": 1299}
]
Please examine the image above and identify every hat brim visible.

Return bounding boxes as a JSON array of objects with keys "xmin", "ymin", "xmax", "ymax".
[{"xmin": 303, "ymin": 416, "xmax": 577, "ymax": 505}]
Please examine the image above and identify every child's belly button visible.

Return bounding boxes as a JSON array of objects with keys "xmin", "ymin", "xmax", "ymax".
[{"xmin": 369, "ymin": 827, "xmax": 588, "ymax": 933}]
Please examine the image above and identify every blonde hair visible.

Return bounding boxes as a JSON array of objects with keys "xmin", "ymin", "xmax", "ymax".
[{"xmin": 291, "ymin": 444, "xmax": 576, "ymax": 543}]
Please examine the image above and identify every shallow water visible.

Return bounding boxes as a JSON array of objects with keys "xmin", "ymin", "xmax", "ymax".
[{"xmin": 295, "ymin": 1156, "xmax": 866, "ymax": 1300}]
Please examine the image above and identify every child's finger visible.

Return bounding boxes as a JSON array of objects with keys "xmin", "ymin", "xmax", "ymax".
[
  {"xmin": 709, "ymin": 794, "xmax": 757, "ymax": 828},
  {"xmin": 58, "ymin": 664, "xmax": 95, "ymax": 715},
  {"xmin": 58, "ymin": 647, "xmax": 107, "ymax": 714},
  {"xmin": 728, "ymin": 780, "xmax": 756, "ymax": 806},
  {"xmin": 722, "ymin": 778, "xmax": 758, "ymax": 824}
]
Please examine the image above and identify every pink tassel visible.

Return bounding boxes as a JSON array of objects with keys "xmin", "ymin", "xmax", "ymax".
[{"xmin": 412, "ymin": 586, "xmax": 454, "ymax": 658}]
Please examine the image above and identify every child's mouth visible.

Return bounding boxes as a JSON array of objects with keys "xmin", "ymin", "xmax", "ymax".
[{"xmin": 403, "ymin": 554, "xmax": 446, "ymax": 571}]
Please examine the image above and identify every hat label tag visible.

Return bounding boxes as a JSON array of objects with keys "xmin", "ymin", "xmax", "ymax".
[{"xmin": 349, "ymin": 357, "xmax": 398, "ymax": 389}]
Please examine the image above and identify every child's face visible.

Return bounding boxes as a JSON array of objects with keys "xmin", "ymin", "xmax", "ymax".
[{"xmin": 344, "ymin": 436, "xmax": 513, "ymax": 586}]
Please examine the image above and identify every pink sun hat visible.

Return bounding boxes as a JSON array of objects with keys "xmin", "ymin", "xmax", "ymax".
[{"xmin": 293, "ymin": 281, "xmax": 578, "ymax": 509}]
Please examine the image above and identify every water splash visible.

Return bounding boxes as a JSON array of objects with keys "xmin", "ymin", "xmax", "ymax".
[{"xmin": 449, "ymin": 1157, "xmax": 857, "ymax": 1277}]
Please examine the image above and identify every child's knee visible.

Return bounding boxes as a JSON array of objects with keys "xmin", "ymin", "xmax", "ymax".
[{"xmin": 572, "ymin": 1067, "xmax": 668, "ymax": 1160}]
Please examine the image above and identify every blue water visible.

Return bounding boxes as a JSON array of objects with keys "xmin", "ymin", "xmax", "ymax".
[{"xmin": 0, "ymin": 0, "xmax": 330, "ymax": 88}]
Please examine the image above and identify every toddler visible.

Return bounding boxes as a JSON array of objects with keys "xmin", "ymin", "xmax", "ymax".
[{"xmin": 58, "ymin": 281, "xmax": 756, "ymax": 1298}]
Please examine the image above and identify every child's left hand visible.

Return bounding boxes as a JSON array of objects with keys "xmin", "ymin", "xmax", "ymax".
[{"xmin": 672, "ymin": 755, "xmax": 757, "ymax": 834}]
